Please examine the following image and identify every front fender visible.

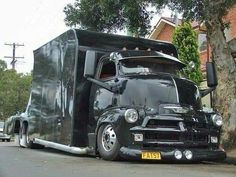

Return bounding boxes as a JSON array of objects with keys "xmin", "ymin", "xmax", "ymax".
[{"xmin": 96, "ymin": 108, "xmax": 133, "ymax": 146}]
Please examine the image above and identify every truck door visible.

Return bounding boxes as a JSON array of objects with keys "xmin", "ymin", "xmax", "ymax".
[{"xmin": 89, "ymin": 57, "xmax": 118, "ymax": 120}]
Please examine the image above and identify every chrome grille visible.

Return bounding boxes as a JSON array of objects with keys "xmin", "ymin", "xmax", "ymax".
[{"xmin": 145, "ymin": 131, "xmax": 180, "ymax": 141}]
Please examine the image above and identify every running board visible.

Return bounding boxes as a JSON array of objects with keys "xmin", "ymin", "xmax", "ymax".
[{"xmin": 34, "ymin": 138, "xmax": 92, "ymax": 155}]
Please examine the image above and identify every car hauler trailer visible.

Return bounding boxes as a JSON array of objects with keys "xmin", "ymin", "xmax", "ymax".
[{"xmin": 7, "ymin": 29, "xmax": 226, "ymax": 161}]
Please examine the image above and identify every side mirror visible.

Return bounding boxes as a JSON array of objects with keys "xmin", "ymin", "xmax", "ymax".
[
  {"xmin": 84, "ymin": 51, "xmax": 97, "ymax": 78},
  {"xmin": 206, "ymin": 62, "xmax": 218, "ymax": 87}
]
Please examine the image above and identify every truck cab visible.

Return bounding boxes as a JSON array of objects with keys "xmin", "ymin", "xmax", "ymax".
[{"xmin": 84, "ymin": 50, "xmax": 225, "ymax": 161}]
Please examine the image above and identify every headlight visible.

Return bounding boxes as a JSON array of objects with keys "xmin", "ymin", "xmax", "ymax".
[
  {"xmin": 124, "ymin": 109, "xmax": 138, "ymax": 123},
  {"xmin": 211, "ymin": 114, "xmax": 223, "ymax": 127}
]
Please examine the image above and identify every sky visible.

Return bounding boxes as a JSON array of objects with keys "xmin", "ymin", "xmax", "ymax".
[{"xmin": 0, "ymin": 0, "xmax": 172, "ymax": 73}]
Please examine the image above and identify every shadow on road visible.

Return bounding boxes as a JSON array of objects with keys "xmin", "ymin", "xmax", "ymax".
[{"xmin": 2, "ymin": 142, "xmax": 235, "ymax": 166}]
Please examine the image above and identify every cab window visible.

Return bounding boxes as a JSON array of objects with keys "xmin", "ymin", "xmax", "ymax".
[{"xmin": 99, "ymin": 60, "xmax": 116, "ymax": 80}]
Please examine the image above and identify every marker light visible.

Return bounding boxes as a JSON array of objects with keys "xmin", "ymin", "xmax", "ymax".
[{"xmin": 134, "ymin": 134, "xmax": 143, "ymax": 142}]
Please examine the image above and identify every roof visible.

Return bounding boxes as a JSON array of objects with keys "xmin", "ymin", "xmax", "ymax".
[
  {"xmin": 149, "ymin": 17, "xmax": 201, "ymax": 39},
  {"xmin": 162, "ymin": 17, "xmax": 182, "ymax": 25},
  {"xmin": 75, "ymin": 29, "xmax": 179, "ymax": 58},
  {"xmin": 34, "ymin": 29, "xmax": 179, "ymax": 59}
]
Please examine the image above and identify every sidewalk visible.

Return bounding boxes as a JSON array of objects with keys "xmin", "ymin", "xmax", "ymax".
[{"xmin": 224, "ymin": 149, "xmax": 236, "ymax": 165}]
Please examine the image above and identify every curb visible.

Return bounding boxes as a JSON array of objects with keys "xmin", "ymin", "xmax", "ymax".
[{"xmin": 224, "ymin": 156, "xmax": 236, "ymax": 165}]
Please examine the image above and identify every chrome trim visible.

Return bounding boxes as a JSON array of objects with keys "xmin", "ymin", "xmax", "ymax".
[
  {"xmin": 172, "ymin": 77, "xmax": 179, "ymax": 103},
  {"xmin": 34, "ymin": 138, "xmax": 91, "ymax": 155}
]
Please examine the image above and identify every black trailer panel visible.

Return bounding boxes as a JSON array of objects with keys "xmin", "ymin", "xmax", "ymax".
[{"xmin": 31, "ymin": 30, "xmax": 78, "ymax": 145}]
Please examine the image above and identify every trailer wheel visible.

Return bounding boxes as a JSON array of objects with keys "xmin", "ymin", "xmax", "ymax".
[
  {"xmin": 21, "ymin": 124, "xmax": 43, "ymax": 149},
  {"xmin": 97, "ymin": 124, "xmax": 120, "ymax": 160},
  {"xmin": 19, "ymin": 123, "xmax": 34, "ymax": 148},
  {"xmin": 19, "ymin": 125, "xmax": 27, "ymax": 147}
]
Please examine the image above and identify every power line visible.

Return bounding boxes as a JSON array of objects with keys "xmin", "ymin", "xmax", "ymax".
[{"xmin": 4, "ymin": 43, "xmax": 24, "ymax": 70}]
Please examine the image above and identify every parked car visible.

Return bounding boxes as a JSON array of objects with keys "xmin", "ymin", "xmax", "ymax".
[{"xmin": 0, "ymin": 121, "xmax": 11, "ymax": 142}]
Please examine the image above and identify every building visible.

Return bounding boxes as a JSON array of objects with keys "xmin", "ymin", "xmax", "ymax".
[
  {"xmin": 225, "ymin": 6, "xmax": 236, "ymax": 58},
  {"xmin": 149, "ymin": 5, "xmax": 236, "ymax": 72}
]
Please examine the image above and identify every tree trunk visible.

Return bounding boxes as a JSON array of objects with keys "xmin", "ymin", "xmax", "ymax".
[{"xmin": 205, "ymin": 2, "xmax": 236, "ymax": 147}]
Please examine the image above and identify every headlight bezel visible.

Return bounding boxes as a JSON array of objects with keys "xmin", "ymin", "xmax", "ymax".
[{"xmin": 124, "ymin": 109, "xmax": 139, "ymax": 123}]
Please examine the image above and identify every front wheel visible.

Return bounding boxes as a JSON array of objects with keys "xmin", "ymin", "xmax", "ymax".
[{"xmin": 97, "ymin": 124, "xmax": 121, "ymax": 161}]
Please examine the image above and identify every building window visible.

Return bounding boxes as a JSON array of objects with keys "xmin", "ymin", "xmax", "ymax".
[{"xmin": 198, "ymin": 33, "xmax": 207, "ymax": 52}]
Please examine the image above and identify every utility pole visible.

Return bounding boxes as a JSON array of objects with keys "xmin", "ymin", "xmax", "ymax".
[{"xmin": 4, "ymin": 43, "xmax": 24, "ymax": 70}]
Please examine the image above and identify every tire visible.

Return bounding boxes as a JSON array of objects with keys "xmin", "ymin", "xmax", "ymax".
[
  {"xmin": 14, "ymin": 134, "xmax": 20, "ymax": 146},
  {"xmin": 19, "ymin": 125, "xmax": 26, "ymax": 148},
  {"xmin": 97, "ymin": 124, "xmax": 121, "ymax": 161},
  {"xmin": 19, "ymin": 123, "xmax": 33, "ymax": 148},
  {"xmin": 24, "ymin": 125, "xmax": 44, "ymax": 149},
  {"xmin": 7, "ymin": 139, "xmax": 10, "ymax": 142}
]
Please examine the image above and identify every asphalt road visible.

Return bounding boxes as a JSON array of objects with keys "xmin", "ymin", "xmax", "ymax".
[{"xmin": 0, "ymin": 142, "xmax": 235, "ymax": 177}]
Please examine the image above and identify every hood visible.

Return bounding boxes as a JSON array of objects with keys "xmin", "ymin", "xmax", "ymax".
[{"xmin": 119, "ymin": 74, "xmax": 202, "ymax": 112}]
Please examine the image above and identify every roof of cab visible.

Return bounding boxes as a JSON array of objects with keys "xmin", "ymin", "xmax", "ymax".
[
  {"xmin": 34, "ymin": 29, "xmax": 179, "ymax": 59},
  {"xmin": 75, "ymin": 29, "xmax": 178, "ymax": 58}
]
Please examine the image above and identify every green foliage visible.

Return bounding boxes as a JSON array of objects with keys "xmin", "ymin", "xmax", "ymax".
[
  {"xmin": 173, "ymin": 22, "xmax": 203, "ymax": 85},
  {"xmin": 64, "ymin": 0, "xmax": 160, "ymax": 36},
  {"xmin": 166, "ymin": 0, "xmax": 236, "ymax": 22},
  {"xmin": 0, "ymin": 60, "xmax": 7, "ymax": 71},
  {"xmin": 0, "ymin": 59, "xmax": 32, "ymax": 121},
  {"xmin": 64, "ymin": 0, "xmax": 236, "ymax": 36}
]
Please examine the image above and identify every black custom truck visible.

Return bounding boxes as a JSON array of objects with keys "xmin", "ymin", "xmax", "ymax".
[{"xmin": 6, "ymin": 29, "xmax": 226, "ymax": 161}]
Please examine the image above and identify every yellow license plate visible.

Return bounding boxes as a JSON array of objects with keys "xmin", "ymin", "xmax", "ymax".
[{"xmin": 141, "ymin": 152, "xmax": 161, "ymax": 160}]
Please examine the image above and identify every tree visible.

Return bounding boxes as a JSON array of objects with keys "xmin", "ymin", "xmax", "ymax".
[
  {"xmin": 0, "ymin": 59, "xmax": 32, "ymax": 121},
  {"xmin": 173, "ymin": 22, "xmax": 203, "ymax": 85},
  {"xmin": 64, "ymin": 0, "xmax": 236, "ymax": 145},
  {"xmin": 168, "ymin": 0, "xmax": 236, "ymax": 146},
  {"xmin": 64, "ymin": 0, "xmax": 161, "ymax": 36},
  {"xmin": 0, "ymin": 60, "xmax": 7, "ymax": 72}
]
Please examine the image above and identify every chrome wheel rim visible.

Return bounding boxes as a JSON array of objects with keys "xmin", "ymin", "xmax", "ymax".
[{"xmin": 101, "ymin": 125, "xmax": 117, "ymax": 152}]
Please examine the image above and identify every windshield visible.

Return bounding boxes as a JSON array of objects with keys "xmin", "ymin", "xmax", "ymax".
[{"xmin": 119, "ymin": 58, "xmax": 180, "ymax": 75}]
